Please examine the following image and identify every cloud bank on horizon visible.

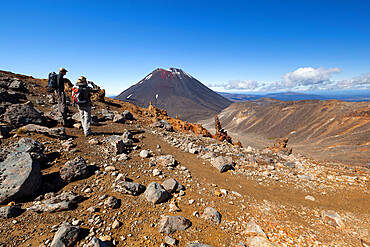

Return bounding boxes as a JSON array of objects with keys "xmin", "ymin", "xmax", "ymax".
[{"xmin": 211, "ymin": 67, "xmax": 370, "ymax": 92}]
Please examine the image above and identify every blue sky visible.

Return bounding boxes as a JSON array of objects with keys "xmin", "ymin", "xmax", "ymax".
[{"xmin": 0, "ymin": 0, "xmax": 369, "ymax": 94}]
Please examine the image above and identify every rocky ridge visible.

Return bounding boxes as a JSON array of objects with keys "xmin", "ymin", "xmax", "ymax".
[{"xmin": 0, "ymin": 70, "xmax": 369, "ymax": 247}]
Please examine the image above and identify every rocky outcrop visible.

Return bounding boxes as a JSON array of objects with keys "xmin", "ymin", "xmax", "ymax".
[
  {"xmin": 0, "ymin": 152, "xmax": 41, "ymax": 204},
  {"xmin": 22, "ymin": 124, "xmax": 67, "ymax": 139},
  {"xmin": 4, "ymin": 104, "xmax": 43, "ymax": 128}
]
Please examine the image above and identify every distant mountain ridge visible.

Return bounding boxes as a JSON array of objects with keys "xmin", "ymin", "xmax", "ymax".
[{"xmin": 115, "ymin": 68, "xmax": 232, "ymax": 122}]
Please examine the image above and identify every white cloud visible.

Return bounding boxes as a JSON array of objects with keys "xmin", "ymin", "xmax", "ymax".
[
  {"xmin": 221, "ymin": 79, "xmax": 260, "ymax": 90},
  {"xmin": 331, "ymin": 74, "xmax": 370, "ymax": 90},
  {"xmin": 282, "ymin": 67, "xmax": 341, "ymax": 85},
  {"xmin": 210, "ymin": 67, "xmax": 369, "ymax": 92}
]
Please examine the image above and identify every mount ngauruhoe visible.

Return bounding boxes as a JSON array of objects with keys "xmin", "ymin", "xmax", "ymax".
[{"xmin": 115, "ymin": 68, "xmax": 232, "ymax": 122}]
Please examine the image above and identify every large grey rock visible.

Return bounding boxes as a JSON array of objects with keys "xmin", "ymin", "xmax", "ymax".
[
  {"xmin": 0, "ymin": 205, "xmax": 22, "ymax": 219},
  {"xmin": 201, "ymin": 207, "xmax": 221, "ymax": 224},
  {"xmin": 14, "ymin": 137, "xmax": 44, "ymax": 153},
  {"xmin": 10, "ymin": 137, "xmax": 46, "ymax": 161},
  {"xmin": 151, "ymin": 155, "xmax": 177, "ymax": 167},
  {"xmin": 4, "ymin": 104, "xmax": 43, "ymax": 128},
  {"xmin": 23, "ymin": 124, "xmax": 67, "ymax": 139},
  {"xmin": 0, "ymin": 152, "xmax": 41, "ymax": 204},
  {"xmin": 60, "ymin": 156, "xmax": 89, "ymax": 183},
  {"xmin": 9, "ymin": 79, "xmax": 28, "ymax": 92},
  {"xmin": 211, "ymin": 156, "xmax": 234, "ymax": 173},
  {"xmin": 162, "ymin": 178, "xmax": 183, "ymax": 193},
  {"xmin": 144, "ymin": 182, "xmax": 169, "ymax": 204},
  {"xmin": 87, "ymin": 238, "xmax": 110, "ymax": 247},
  {"xmin": 158, "ymin": 215, "xmax": 192, "ymax": 234},
  {"xmin": 50, "ymin": 223, "xmax": 80, "ymax": 247},
  {"xmin": 28, "ymin": 192, "xmax": 83, "ymax": 213},
  {"xmin": 0, "ymin": 88, "xmax": 19, "ymax": 103}
]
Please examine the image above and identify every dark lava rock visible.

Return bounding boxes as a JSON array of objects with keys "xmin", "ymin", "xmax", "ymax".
[
  {"xmin": 50, "ymin": 223, "xmax": 80, "ymax": 247},
  {"xmin": 0, "ymin": 205, "xmax": 23, "ymax": 219},
  {"xmin": 144, "ymin": 182, "xmax": 169, "ymax": 204},
  {"xmin": 0, "ymin": 152, "xmax": 41, "ymax": 204},
  {"xmin": 60, "ymin": 156, "xmax": 89, "ymax": 183},
  {"xmin": 150, "ymin": 120, "xmax": 173, "ymax": 131},
  {"xmin": 158, "ymin": 215, "xmax": 192, "ymax": 234},
  {"xmin": 122, "ymin": 110, "xmax": 134, "ymax": 120},
  {"xmin": 4, "ymin": 104, "xmax": 42, "ymax": 128},
  {"xmin": 104, "ymin": 196, "xmax": 120, "ymax": 209},
  {"xmin": 162, "ymin": 178, "xmax": 184, "ymax": 193},
  {"xmin": 9, "ymin": 79, "xmax": 28, "ymax": 93}
]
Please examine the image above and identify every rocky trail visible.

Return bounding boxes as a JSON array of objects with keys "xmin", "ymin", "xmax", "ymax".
[{"xmin": 0, "ymin": 70, "xmax": 369, "ymax": 247}]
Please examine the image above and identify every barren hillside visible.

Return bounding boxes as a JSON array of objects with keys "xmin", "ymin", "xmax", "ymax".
[
  {"xmin": 0, "ymin": 71, "xmax": 369, "ymax": 247},
  {"xmin": 200, "ymin": 99, "xmax": 370, "ymax": 166}
]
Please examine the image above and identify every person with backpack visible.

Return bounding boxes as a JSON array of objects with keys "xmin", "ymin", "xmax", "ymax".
[
  {"xmin": 48, "ymin": 67, "xmax": 68, "ymax": 126},
  {"xmin": 73, "ymin": 76, "xmax": 99, "ymax": 136}
]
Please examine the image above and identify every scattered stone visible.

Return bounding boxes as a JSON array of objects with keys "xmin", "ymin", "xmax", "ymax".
[
  {"xmin": 104, "ymin": 196, "xmax": 120, "ymax": 209},
  {"xmin": 112, "ymin": 219, "xmax": 121, "ymax": 229},
  {"xmin": 113, "ymin": 113, "xmax": 126, "ymax": 123},
  {"xmin": 243, "ymin": 218, "xmax": 273, "ymax": 246},
  {"xmin": 162, "ymin": 178, "xmax": 183, "ymax": 193},
  {"xmin": 211, "ymin": 156, "xmax": 234, "ymax": 173},
  {"xmin": 87, "ymin": 237, "xmax": 110, "ymax": 247},
  {"xmin": 144, "ymin": 182, "xmax": 169, "ymax": 204},
  {"xmin": 321, "ymin": 210, "xmax": 345, "ymax": 229},
  {"xmin": 151, "ymin": 120, "xmax": 173, "ymax": 131},
  {"xmin": 201, "ymin": 207, "xmax": 221, "ymax": 224},
  {"xmin": 151, "ymin": 155, "xmax": 177, "ymax": 167},
  {"xmin": 158, "ymin": 215, "xmax": 192, "ymax": 234},
  {"xmin": 0, "ymin": 152, "xmax": 41, "ymax": 204},
  {"xmin": 187, "ymin": 244, "xmax": 214, "ymax": 247},
  {"xmin": 50, "ymin": 223, "xmax": 80, "ymax": 247},
  {"xmin": 153, "ymin": 169, "xmax": 162, "ymax": 176},
  {"xmin": 28, "ymin": 192, "xmax": 83, "ymax": 213},
  {"xmin": 89, "ymin": 138, "xmax": 100, "ymax": 145},
  {"xmin": 305, "ymin": 195, "xmax": 315, "ymax": 201},
  {"xmin": 169, "ymin": 200, "xmax": 181, "ymax": 212},
  {"xmin": 165, "ymin": 235, "xmax": 178, "ymax": 246},
  {"xmin": 9, "ymin": 79, "xmax": 28, "ymax": 92},
  {"xmin": 105, "ymin": 166, "xmax": 116, "ymax": 172},
  {"xmin": 113, "ymin": 176, "xmax": 145, "ymax": 196},
  {"xmin": 140, "ymin": 150, "xmax": 150, "ymax": 158},
  {"xmin": 60, "ymin": 156, "xmax": 89, "ymax": 183},
  {"xmin": 22, "ymin": 124, "xmax": 67, "ymax": 139},
  {"xmin": 122, "ymin": 110, "xmax": 134, "ymax": 120},
  {"xmin": 0, "ymin": 205, "xmax": 23, "ymax": 219},
  {"xmin": 4, "ymin": 104, "xmax": 43, "ymax": 128}
]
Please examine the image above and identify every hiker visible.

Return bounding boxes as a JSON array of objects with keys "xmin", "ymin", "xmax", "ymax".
[
  {"xmin": 73, "ymin": 76, "xmax": 99, "ymax": 136},
  {"xmin": 56, "ymin": 67, "xmax": 68, "ymax": 126}
]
